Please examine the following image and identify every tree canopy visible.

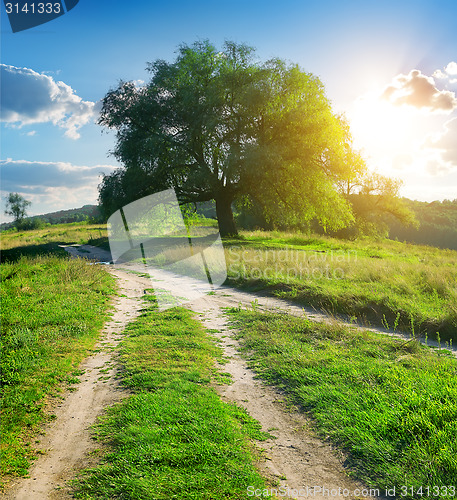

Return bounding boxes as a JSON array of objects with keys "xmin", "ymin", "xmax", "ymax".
[
  {"xmin": 335, "ymin": 170, "xmax": 418, "ymax": 238},
  {"xmin": 4, "ymin": 192, "xmax": 31, "ymax": 226},
  {"xmin": 98, "ymin": 40, "xmax": 361, "ymax": 236}
]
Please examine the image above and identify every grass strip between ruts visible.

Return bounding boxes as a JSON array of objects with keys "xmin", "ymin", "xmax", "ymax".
[{"xmin": 71, "ymin": 301, "xmax": 271, "ymax": 499}]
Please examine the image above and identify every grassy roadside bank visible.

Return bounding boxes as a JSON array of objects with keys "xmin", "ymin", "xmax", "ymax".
[
  {"xmin": 223, "ymin": 231, "xmax": 457, "ymax": 342},
  {"xmin": 71, "ymin": 301, "xmax": 271, "ymax": 499},
  {"xmin": 0, "ymin": 223, "xmax": 108, "ymax": 262},
  {"xmin": 0, "ymin": 256, "xmax": 116, "ymax": 485},
  {"xmin": 227, "ymin": 308, "xmax": 457, "ymax": 498},
  {"xmin": 3, "ymin": 223, "xmax": 456, "ymax": 339}
]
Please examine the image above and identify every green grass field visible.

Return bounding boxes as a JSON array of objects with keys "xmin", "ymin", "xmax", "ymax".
[
  {"xmin": 70, "ymin": 303, "xmax": 272, "ymax": 499},
  {"xmin": 223, "ymin": 230, "xmax": 457, "ymax": 341},
  {"xmin": 0, "ymin": 255, "xmax": 115, "ymax": 484},
  {"xmin": 2, "ymin": 223, "xmax": 456, "ymax": 341},
  {"xmin": 0, "ymin": 226, "xmax": 273, "ymax": 497},
  {"xmin": 227, "ymin": 308, "xmax": 457, "ymax": 498},
  {"xmin": 0, "ymin": 223, "xmax": 108, "ymax": 262},
  {"xmin": 2, "ymin": 222, "xmax": 456, "ymax": 497}
]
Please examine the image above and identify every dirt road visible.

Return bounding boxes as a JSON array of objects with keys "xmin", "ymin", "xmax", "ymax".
[
  {"xmin": 190, "ymin": 291, "xmax": 368, "ymax": 499},
  {"xmin": 11, "ymin": 243, "xmax": 448, "ymax": 498}
]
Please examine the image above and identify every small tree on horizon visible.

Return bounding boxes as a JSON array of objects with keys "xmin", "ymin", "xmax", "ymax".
[{"xmin": 4, "ymin": 192, "xmax": 32, "ymax": 227}]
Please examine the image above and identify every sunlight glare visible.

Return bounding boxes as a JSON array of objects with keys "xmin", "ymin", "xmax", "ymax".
[{"xmin": 349, "ymin": 91, "xmax": 418, "ymax": 160}]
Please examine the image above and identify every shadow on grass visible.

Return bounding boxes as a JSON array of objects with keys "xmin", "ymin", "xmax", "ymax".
[
  {"xmin": 1, "ymin": 242, "xmax": 74, "ymax": 263},
  {"xmin": 0, "ymin": 236, "xmax": 111, "ymax": 264},
  {"xmin": 86, "ymin": 237, "xmax": 110, "ymax": 251}
]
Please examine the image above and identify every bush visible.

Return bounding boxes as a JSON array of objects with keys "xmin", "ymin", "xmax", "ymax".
[{"xmin": 15, "ymin": 218, "xmax": 47, "ymax": 231}]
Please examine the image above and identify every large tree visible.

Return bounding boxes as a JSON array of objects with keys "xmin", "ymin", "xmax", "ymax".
[{"xmin": 98, "ymin": 40, "xmax": 358, "ymax": 236}]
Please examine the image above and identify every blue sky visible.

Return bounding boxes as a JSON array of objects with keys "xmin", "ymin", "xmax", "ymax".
[{"xmin": 1, "ymin": 0, "xmax": 457, "ymax": 220}]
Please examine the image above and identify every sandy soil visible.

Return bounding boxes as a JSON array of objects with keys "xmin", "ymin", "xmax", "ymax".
[{"xmin": 6, "ymin": 243, "xmax": 451, "ymax": 499}]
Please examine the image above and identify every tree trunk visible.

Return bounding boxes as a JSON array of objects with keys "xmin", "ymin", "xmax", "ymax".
[{"xmin": 215, "ymin": 193, "xmax": 238, "ymax": 237}]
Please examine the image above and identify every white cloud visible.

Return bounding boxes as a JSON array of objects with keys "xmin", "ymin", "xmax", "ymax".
[
  {"xmin": 433, "ymin": 69, "xmax": 448, "ymax": 79},
  {"xmin": 382, "ymin": 69, "xmax": 457, "ymax": 113},
  {"xmin": 445, "ymin": 62, "xmax": 457, "ymax": 76},
  {"xmin": 0, "ymin": 160, "xmax": 118, "ymax": 219},
  {"xmin": 0, "ymin": 64, "xmax": 97, "ymax": 139},
  {"xmin": 425, "ymin": 161, "xmax": 450, "ymax": 176},
  {"xmin": 433, "ymin": 62, "xmax": 457, "ymax": 88}
]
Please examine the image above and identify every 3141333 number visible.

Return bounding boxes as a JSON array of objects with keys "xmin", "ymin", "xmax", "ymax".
[{"xmin": 5, "ymin": 3, "xmax": 62, "ymax": 15}]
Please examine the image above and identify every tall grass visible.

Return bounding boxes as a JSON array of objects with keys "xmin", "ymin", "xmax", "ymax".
[
  {"xmin": 0, "ymin": 256, "xmax": 115, "ymax": 483},
  {"xmin": 3, "ymin": 223, "xmax": 455, "ymax": 339},
  {"xmin": 223, "ymin": 231, "xmax": 457, "ymax": 341}
]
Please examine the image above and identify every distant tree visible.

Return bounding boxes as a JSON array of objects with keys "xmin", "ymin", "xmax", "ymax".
[
  {"xmin": 98, "ymin": 40, "xmax": 359, "ymax": 236},
  {"xmin": 387, "ymin": 198, "xmax": 457, "ymax": 250},
  {"xmin": 16, "ymin": 217, "xmax": 45, "ymax": 231},
  {"xmin": 338, "ymin": 172, "xmax": 418, "ymax": 237},
  {"xmin": 4, "ymin": 193, "xmax": 31, "ymax": 227}
]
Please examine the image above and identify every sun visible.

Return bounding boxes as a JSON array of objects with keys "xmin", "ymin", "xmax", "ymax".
[
  {"xmin": 347, "ymin": 90, "xmax": 424, "ymax": 174},
  {"xmin": 349, "ymin": 92, "xmax": 415, "ymax": 154}
]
